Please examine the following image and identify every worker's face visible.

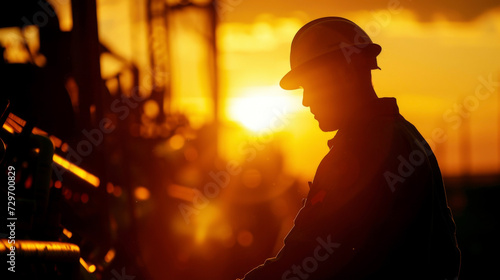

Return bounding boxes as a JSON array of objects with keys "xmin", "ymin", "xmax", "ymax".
[{"xmin": 300, "ymin": 62, "xmax": 358, "ymax": 131}]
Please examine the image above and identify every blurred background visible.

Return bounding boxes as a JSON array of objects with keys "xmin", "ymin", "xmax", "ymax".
[{"xmin": 0, "ymin": 0, "xmax": 498, "ymax": 279}]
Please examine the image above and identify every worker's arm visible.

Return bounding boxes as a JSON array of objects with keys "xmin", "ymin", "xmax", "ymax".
[{"xmin": 241, "ymin": 124, "xmax": 430, "ymax": 280}]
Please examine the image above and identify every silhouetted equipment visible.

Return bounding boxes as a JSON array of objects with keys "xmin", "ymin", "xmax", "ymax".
[
  {"xmin": 71, "ymin": 0, "xmax": 105, "ymax": 129},
  {"xmin": 0, "ymin": 1, "xmax": 116, "ymax": 277},
  {"xmin": 0, "ymin": 0, "xmax": 76, "ymax": 140},
  {"xmin": 1, "ymin": 0, "xmax": 217, "ymax": 277},
  {"xmin": 147, "ymin": 0, "xmax": 172, "ymax": 119},
  {"xmin": 0, "ymin": 102, "xmax": 80, "ymax": 278},
  {"xmin": 0, "ymin": 239, "xmax": 80, "ymax": 261},
  {"xmin": 147, "ymin": 0, "xmax": 219, "ymax": 146}
]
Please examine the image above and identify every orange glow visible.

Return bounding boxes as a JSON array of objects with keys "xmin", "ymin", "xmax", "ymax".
[
  {"xmin": 241, "ymin": 169, "xmax": 262, "ymax": 188},
  {"xmin": 5, "ymin": 119, "xmax": 23, "ymax": 133},
  {"xmin": 0, "ymin": 240, "xmax": 80, "ymax": 260},
  {"xmin": 104, "ymin": 248, "xmax": 116, "ymax": 263},
  {"xmin": 52, "ymin": 154, "xmax": 100, "ymax": 187},
  {"xmin": 169, "ymin": 134, "xmax": 185, "ymax": 150},
  {"xmin": 24, "ymin": 176, "xmax": 33, "ymax": 189},
  {"xmin": 218, "ymin": 12, "xmax": 500, "ymax": 177},
  {"xmin": 32, "ymin": 127, "xmax": 48, "ymax": 136},
  {"xmin": 54, "ymin": 181, "xmax": 62, "ymax": 189},
  {"xmin": 0, "ymin": 26, "xmax": 40, "ymax": 64},
  {"xmin": 48, "ymin": 0, "xmax": 73, "ymax": 31},
  {"xmin": 89, "ymin": 265, "xmax": 96, "ymax": 273},
  {"xmin": 237, "ymin": 230, "xmax": 254, "ymax": 247},
  {"xmin": 172, "ymin": 204, "xmax": 235, "ymax": 246},
  {"xmin": 79, "ymin": 258, "xmax": 96, "ymax": 273},
  {"xmin": 62, "ymin": 228, "xmax": 73, "ymax": 239},
  {"xmin": 7, "ymin": 113, "xmax": 26, "ymax": 127},
  {"xmin": 2, "ymin": 123, "xmax": 14, "ymax": 134},
  {"xmin": 167, "ymin": 184, "xmax": 198, "ymax": 203},
  {"xmin": 61, "ymin": 143, "xmax": 69, "ymax": 152},
  {"xmin": 81, "ymin": 193, "xmax": 89, "ymax": 204},
  {"xmin": 169, "ymin": 11, "xmax": 215, "ymax": 129},
  {"xmin": 49, "ymin": 136, "xmax": 63, "ymax": 148},
  {"xmin": 227, "ymin": 86, "xmax": 298, "ymax": 132},
  {"xmin": 193, "ymin": 205, "xmax": 222, "ymax": 244},
  {"xmin": 88, "ymin": 6, "xmax": 500, "ymax": 280},
  {"xmin": 113, "ymin": 186, "xmax": 123, "ymax": 197},
  {"xmin": 184, "ymin": 147, "xmax": 199, "ymax": 162},
  {"xmin": 134, "ymin": 186, "xmax": 151, "ymax": 201},
  {"xmin": 106, "ymin": 182, "xmax": 115, "ymax": 194},
  {"xmin": 143, "ymin": 100, "xmax": 160, "ymax": 119},
  {"xmin": 2, "ymin": 114, "xmax": 64, "ymax": 151}
]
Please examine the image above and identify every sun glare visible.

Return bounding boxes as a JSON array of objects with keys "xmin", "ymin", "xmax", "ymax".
[{"xmin": 227, "ymin": 86, "xmax": 299, "ymax": 132}]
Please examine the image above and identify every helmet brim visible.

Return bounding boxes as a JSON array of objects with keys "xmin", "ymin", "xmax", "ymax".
[
  {"xmin": 279, "ymin": 69, "xmax": 301, "ymax": 90},
  {"xmin": 280, "ymin": 43, "xmax": 382, "ymax": 91}
]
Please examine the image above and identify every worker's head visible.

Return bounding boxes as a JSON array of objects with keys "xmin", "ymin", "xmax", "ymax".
[{"xmin": 280, "ymin": 17, "xmax": 381, "ymax": 131}]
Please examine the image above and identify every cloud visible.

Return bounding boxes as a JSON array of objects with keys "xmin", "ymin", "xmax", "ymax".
[
  {"xmin": 223, "ymin": 0, "xmax": 500, "ymax": 23},
  {"xmin": 401, "ymin": 0, "xmax": 500, "ymax": 22},
  {"xmin": 218, "ymin": 16, "xmax": 302, "ymax": 52}
]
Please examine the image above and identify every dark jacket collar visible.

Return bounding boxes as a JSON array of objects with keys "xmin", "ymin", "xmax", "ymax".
[{"xmin": 327, "ymin": 97, "xmax": 400, "ymax": 149}]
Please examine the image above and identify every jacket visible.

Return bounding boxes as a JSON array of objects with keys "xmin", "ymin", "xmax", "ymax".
[{"xmin": 242, "ymin": 97, "xmax": 460, "ymax": 280}]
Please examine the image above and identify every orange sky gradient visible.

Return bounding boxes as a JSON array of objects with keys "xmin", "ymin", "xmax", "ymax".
[
  {"xmin": 218, "ymin": 9, "xmax": 500, "ymax": 178},
  {"xmin": 48, "ymin": 0, "xmax": 500, "ymax": 179}
]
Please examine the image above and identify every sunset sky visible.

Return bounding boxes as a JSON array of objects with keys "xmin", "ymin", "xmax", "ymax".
[
  {"xmin": 218, "ymin": 0, "xmax": 500, "ymax": 178},
  {"xmin": 53, "ymin": 0, "xmax": 500, "ymax": 179}
]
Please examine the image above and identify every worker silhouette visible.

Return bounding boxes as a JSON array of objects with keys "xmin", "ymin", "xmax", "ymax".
[{"xmin": 240, "ymin": 17, "xmax": 460, "ymax": 279}]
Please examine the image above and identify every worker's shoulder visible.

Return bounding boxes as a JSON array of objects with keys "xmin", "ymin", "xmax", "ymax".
[
  {"xmin": 338, "ymin": 114, "xmax": 425, "ymax": 163},
  {"xmin": 343, "ymin": 113, "xmax": 403, "ymax": 145}
]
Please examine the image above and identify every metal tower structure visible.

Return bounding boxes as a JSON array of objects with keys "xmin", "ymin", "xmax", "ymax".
[{"xmin": 146, "ymin": 0, "xmax": 219, "ymax": 125}]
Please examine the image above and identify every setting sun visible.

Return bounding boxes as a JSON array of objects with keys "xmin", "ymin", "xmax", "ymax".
[{"xmin": 227, "ymin": 85, "xmax": 300, "ymax": 132}]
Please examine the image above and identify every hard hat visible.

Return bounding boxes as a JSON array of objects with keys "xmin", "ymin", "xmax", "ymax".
[{"xmin": 280, "ymin": 17, "xmax": 382, "ymax": 90}]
